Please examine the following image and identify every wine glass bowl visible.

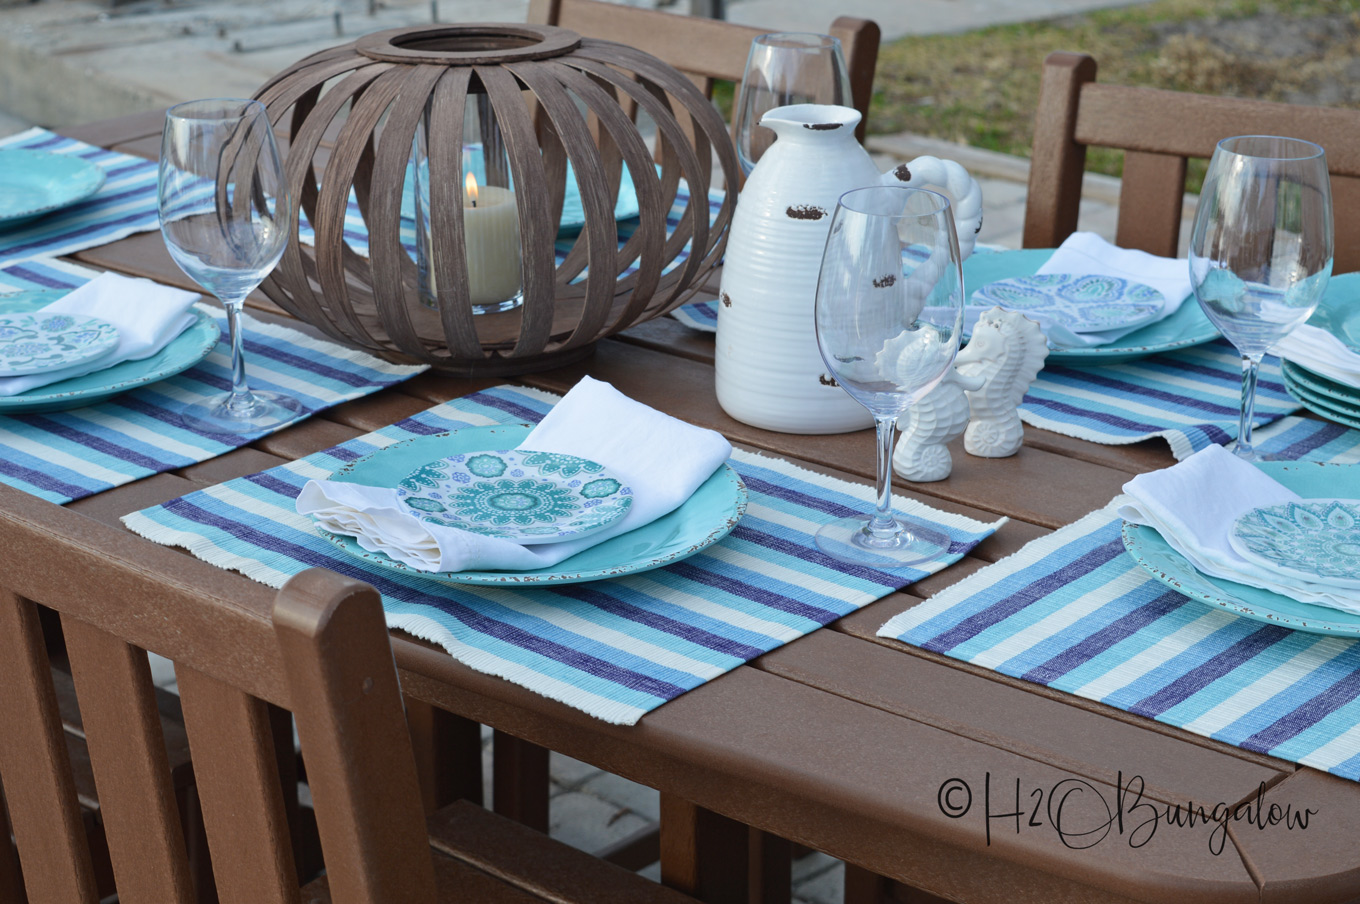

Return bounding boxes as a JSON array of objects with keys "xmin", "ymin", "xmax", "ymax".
[
  {"xmin": 159, "ymin": 98, "xmax": 302, "ymax": 434},
  {"xmin": 814, "ymin": 186, "xmax": 965, "ymax": 567},
  {"xmin": 733, "ymin": 32, "xmax": 852, "ymax": 176},
  {"xmin": 1188, "ymin": 134, "xmax": 1333, "ymax": 461}
]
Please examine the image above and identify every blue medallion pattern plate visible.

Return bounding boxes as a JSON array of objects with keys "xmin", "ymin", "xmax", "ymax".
[
  {"xmin": 962, "ymin": 249, "xmax": 1219, "ymax": 364},
  {"xmin": 394, "ymin": 449, "xmax": 633, "ymax": 543},
  {"xmin": 0, "ymin": 149, "xmax": 106, "ymax": 227},
  {"xmin": 315, "ymin": 426, "xmax": 748, "ymax": 585},
  {"xmin": 0, "ymin": 289, "xmax": 220, "ymax": 413},
  {"xmin": 1122, "ymin": 462, "xmax": 1360, "ymax": 635},
  {"xmin": 1229, "ymin": 499, "xmax": 1360, "ymax": 590},
  {"xmin": 969, "ymin": 273, "xmax": 1164, "ymax": 334},
  {"xmin": 0, "ymin": 311, "xmax": 119, "ymax": 376}
]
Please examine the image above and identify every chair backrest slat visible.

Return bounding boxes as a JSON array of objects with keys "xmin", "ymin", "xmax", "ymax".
[
  {"xmin": 1025, "ymin": 50, "xmax": 1360, "ymax": 271},
  {"xmin": 274, "ymin": 570, "xmax": 438, "ymax": 904},
  {"xmin": 177, "ymin": 665, "xmax": 298, "ymax": 904},
  {"xmin": 527, "ymin": 0, "xmax": 880, "ymax": 144},
  {"xmin": 62, "ymin": 615, "xmax": 195, "ymax": 904},
  {"xmin": 0, "ymin": 591, "xmax": 99, "ymax": 904}
]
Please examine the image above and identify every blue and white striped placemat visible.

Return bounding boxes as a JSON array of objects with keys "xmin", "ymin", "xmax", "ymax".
[
  {"xmin": 122, "ymin": 385, "xmax": 1005, "ymax": 724},
  {"xmin": 0, "ymin": 258, "xmax": 425, "ymax": 504},
  {"xmin": 1023, "ymin": 340, "xmax": 1300, "ymax": 459},
  {"xmin": 0, "ymin": 129, "xmax": 161, "ymax": 267},
  {"xmin": 880, "ymin": 417, "xmax": 1360, "ymax": 781}
]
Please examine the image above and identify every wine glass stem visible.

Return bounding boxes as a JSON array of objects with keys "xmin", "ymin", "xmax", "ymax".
[
  {"xmin": 1236, "ymin": 354, "xmax": 1262, "ymax": 458},
  {"xmin": 869, "ymin": 415, "xmax": 900, "ymax": 536},
  {"xmin": 222, "ymin": 298, "xmax": 255, "ymax": 413}
]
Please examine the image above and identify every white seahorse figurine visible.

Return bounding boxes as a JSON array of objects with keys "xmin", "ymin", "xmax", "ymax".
[
  {"xmin": 958, "ymin": 306, "xmax": 1049, "ymax": 458},
  {"xmin": 893, "ymin": 368, "xmax": 986, "ymax": 482}
]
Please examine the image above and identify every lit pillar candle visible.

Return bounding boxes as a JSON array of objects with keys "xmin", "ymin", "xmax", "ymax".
[{"xmin": 463, "ymin": 172, "xmax": 522, "ymax": 307}]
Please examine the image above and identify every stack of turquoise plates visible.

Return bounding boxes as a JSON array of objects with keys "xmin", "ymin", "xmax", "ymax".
[{"xmin": 1282, "ymin": 273, "xmax": 1360, "ymax": 429}]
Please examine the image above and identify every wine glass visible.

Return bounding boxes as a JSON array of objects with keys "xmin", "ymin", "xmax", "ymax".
[
  {"xmin": 733, "ymin": 32, "xmax": 852, "ymax": 176},
  {"xmin": 814, "ymin": 186, "xmax": 965, "ymax": 567},
  {"xmin": 1189, "ymin": 135, "xmax": 1333, "ymax": 462},
  {"xmin": 158, "ymin": 98, "xmax": 302, "ymax": 434}
]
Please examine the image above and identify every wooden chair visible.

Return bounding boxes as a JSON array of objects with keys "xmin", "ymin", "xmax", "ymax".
[
  {"xmin": 0, "ymin": 483, "xmax": 698, "ymax": 904},
  {"xmin": 1025, "ymin": 50, "xmax": 1360, "ymax": 272},
  {"xmin": 526, "ymin": 0, "xmax": 881, "ymax": 144}
]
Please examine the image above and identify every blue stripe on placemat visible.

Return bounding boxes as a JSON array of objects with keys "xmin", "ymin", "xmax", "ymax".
[
  {"xmin": 0, "ymin": 260, "xmax": 426, "ymax": 504},
  {"xmin": 880, "ymin": 417, "xmax": 1360, "ymax": 780},
  {"xmin": 122, "ymin": 384, "xmax": 1006, "ymax": 724},
  {"xmin": 0, "ymin": 129, "xmax": 162, "ymax": 266},
  {"xmin": 1019, "ymin": 339, "xmax": 1301, "ymax": 458}
]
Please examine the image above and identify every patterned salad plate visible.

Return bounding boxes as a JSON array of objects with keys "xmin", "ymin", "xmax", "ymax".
[
  {"xmin": 1122, "ymin": 462, "xmax": 1360, "ymax": 635},
  {"xmin": 0, "ymin": 149, "xmax": 106, "ymax": 227},
  {"xmin": 969, "ymin": 273, "xmax": 1164, "ymax": 334},
  {"xmin": 1229, "ymin": 499, "xmax": 1360, "ymax": 590},
  {"xmin": 0, "ymin": 311, "xmax": 119, "ymax": 376},
  {"xmin": 962, "ymin": 249, "xmax": 1220, "ymax": 365},
  {"xmin": 0, "ymin": 289, "xmax": 220, "ymax": 413},
  {"xmin": 394, "ymin": 449, "xmax": 632, "ymax": 544},
  {"xmin": 316, "ymin": 425, "xmax": 748, "ymax": 586}
]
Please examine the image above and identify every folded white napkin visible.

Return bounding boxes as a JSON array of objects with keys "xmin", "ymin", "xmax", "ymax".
[
  {"xmin": 0, "ymin": 272, "xmax": 201, "ymax": 397},
  {"xmin": 297, "ymin": 376, "xmax": 734, "ymax": 573},
  {"xmin": 1004, "ymin": 232, "xmax": 1195, "ymax": 348},
  {"xmin": 1271, "ymin": 324, "xmax": 1360, "ymax": 389},
  {"xmin": 1117, "ymin": 445, "xmax": 1360, "ymax": 612}
]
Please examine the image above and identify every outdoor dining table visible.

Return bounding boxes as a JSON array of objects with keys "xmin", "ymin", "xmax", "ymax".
[{"xmin": 16, "ymin": 109, "xmax": 1360, "ymax": 904}]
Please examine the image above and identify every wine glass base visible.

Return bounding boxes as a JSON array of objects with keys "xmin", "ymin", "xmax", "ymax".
[
  {"xmin": 1226, "ymin": 442, "xmax": 1283, "ymax": 463},
  {"xmin": 814, "ymin": 514, "xmax": 952, "ymax": 569},
  {"xmin": 182, "ymin": 390, "xmax": 304, "ymax": 435}
]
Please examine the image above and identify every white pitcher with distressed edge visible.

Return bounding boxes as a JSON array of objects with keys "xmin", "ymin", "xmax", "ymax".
[{"xmin": 715, "ymin": 104, "xmax": 982, "ymax": 434}]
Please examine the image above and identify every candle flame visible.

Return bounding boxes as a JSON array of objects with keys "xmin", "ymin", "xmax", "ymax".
[{"xmin": 465, "ymin": 172, "xmax": 479, "ymax": 208}]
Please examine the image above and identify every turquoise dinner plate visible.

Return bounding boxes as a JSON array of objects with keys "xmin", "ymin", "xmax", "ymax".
[
  {"xmin": 1302, "ymin": 271, "xmax": 1360, "ymax": 354},
  {"xmin": 0, "ymin": 289, "xmax": 220, "ymax": 414},
  {"xmin": 963, "ymin": 249, "xmax": 1220, "ymax": 365},
  {"xmin": 1122, "ymin": 461, "xmax": 1360, "ymax": 636},
  {"xmin": 1282, "ymin": 367, "xmax": 1360, "ymax": 431},
  {"xmin": 0, "ymin": 149, "xmax": 106, "ymax": 227},
  {"xmin": 316, "ymin": 425, "xmax": 748, "ymax": 586}
]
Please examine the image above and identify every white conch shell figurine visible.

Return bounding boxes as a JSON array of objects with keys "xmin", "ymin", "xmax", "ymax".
[
  {"xmin": 958, "ymin": 306, "xmax": 1049, "ymax": 458},
  {"xmin": 893, "ymin": 368, "xmax": 987, "ymax": 482}
]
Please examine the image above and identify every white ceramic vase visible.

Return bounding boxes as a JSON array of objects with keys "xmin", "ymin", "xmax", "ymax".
[{"xmin": 715, "ymin": 103, "xmax": 982, "ymax": 434}]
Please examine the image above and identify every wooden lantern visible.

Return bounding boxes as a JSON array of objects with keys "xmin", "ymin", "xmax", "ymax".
[{"xmin": 252, "ymin": 23, "xmax": 739, "ymax": 375}]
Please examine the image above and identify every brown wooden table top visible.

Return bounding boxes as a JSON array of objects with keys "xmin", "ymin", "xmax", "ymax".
[{"xmin": 34, "ymin": 113, "xmax": 1360, "ymax": 904}]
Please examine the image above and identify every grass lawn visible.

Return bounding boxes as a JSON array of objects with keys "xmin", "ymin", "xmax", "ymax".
[{"xmin": 869, "ymin": 0, "xmax": 1360, "ymax": 188}]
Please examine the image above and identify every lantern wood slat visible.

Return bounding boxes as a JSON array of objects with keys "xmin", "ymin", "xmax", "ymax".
[{"xmin": 254, "ymin": 23, "xmax": 737, "ymax": 376}]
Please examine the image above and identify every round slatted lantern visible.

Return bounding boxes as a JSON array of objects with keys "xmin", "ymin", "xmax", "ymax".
[{"xmin": 252, "ymin": 24, "xmax": 738, "ymax": 375}]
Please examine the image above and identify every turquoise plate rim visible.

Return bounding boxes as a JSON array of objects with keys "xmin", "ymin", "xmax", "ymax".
[
  {"xmin": 1303, "ymin": 272, "xmax": 1360, "ymax": 354},
  {"xmin": 316, "ymin": 426, "xmax": 748, "ymax": 586},
  {"xmin": 0, "ymin": 149, "xmax": 107, "ymax": 225},
  {"xmin": 1282, "ymin": 359, "xmax": 1360, "ymax": 408},
  {"xmin": 0, "ymin": 289, "xmax": 220, "ymax": 414},
  {"xmin": 1122, "ymin": 461, "xmax": 1360, "ymax": 635},
  {"xmin": 962, "ymin": 248, "xmax": 1220, "ymax": 365},
  {"xmin": 1281, "ymin": 367, "xmax": 1360, "ymax": 430}
]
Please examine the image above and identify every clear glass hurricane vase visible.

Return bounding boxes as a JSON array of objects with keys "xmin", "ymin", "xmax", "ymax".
[
  {"xmin": 813, "ymin": 186, "xmax": 965, "ymax": 567},
  {"xmin": 1188, "ymin": 134, "xmax": 1333, "ymax": 461},
  {"xmin": 733, "ymin": 32, "xmax": 852, "ymax": 176},
  {"xmin": 158, "ymin": 98, "xmax": 302, "ymax": 434}
]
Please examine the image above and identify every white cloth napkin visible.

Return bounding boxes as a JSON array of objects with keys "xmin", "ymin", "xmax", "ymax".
[
  {"xmin": 0, "ymin": 272, "xmax": 200, "ymax": 397},
  {"xmin": 1117, "ymin": 445, "xmax": 1360, "ymax": 612},
  {"xmin": 1271, "ymin": 324, "xmax": 1360, "ymax": 389},
  {"xmin": 1004, "ymin": 232, "xmax": 1195, "ymax": 348},
  {"xmin": 297, "ymin": 376, "xmax": 734, "ymax": 573}
]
